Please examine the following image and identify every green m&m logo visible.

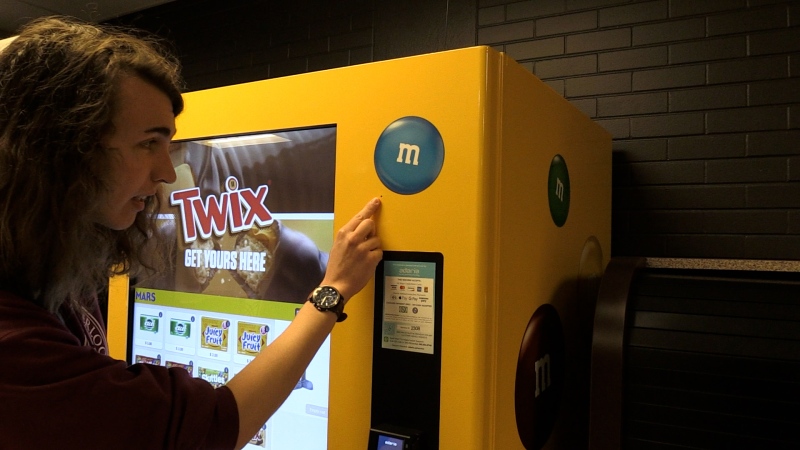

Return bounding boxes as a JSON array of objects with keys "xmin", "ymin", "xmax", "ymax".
[{"xmin": 548, "ymin": 155, "xmax": 570, "ymax": 227}]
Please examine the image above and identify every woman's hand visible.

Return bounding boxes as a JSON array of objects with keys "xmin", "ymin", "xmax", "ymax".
[{"xmin": 320, "ymin": 197, "xmax": 383, "ymax": 302}]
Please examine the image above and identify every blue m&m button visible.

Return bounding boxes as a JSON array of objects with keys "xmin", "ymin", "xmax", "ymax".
[{"xmin": 374, "ymin": 116, "xmax": 445, "ymax": 195}]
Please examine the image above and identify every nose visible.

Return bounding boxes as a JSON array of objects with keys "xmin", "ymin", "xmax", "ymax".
[
  {"xmin": 153, "ymin": 146, "xmax": 177, "ymax": 184},
  {"xmin": 159, "ymin": 164, "xmax": 178, "ymax": 184}
]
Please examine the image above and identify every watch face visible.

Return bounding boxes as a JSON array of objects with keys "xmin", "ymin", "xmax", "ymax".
[{"xmin": 316, "ymin": 286, "xmax": 340, "ymax": 308}]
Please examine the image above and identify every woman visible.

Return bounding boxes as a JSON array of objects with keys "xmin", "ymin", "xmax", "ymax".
[{"xmin": 0, "ymin": 16, "xmax": 382, "ymax": 449}]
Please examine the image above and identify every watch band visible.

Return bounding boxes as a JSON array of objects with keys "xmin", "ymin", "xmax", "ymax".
[{"xmin": 310, "ymin": 300, "xmax": 346, "ymax": 322}]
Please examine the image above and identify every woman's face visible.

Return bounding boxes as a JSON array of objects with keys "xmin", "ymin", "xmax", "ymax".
[{"xmin": 96, "ymin": 75, "xmax": 177, "ymax": 230}]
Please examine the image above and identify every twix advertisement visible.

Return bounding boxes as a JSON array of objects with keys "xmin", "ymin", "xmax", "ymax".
[{"xmin": 150, "ymin": 127, "xmax": 337, "ymax": 304}]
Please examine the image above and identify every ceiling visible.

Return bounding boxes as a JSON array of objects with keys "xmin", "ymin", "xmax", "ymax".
[{"xmin": 0, "ymin": 0, "xmax": 175, "ymax": 35}]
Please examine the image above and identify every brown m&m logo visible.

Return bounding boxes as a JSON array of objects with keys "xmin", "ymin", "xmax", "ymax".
[{"xmin": 515, "ymin": 303, "xmax": 565, "ymax": 449}]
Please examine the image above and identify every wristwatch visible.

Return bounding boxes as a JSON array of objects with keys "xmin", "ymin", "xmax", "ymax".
[{"xmin": 308, "ymin": 285, "xmax": 347, "ymax": 322}]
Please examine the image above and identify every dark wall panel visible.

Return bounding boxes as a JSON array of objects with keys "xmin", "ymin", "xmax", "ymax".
[
  {"xmin": 374, "ymin": 0, "xmax": 476, "ymax": 61},
  {"xmin": 110, "ymin": 0, "xmax": 378, "ymax": 91},
  {"xmin": 112, "ymin": 0, "xmax": 476, "ymax": 91}
]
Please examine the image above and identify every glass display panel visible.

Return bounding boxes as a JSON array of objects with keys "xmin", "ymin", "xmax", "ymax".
[{"xmin": 130, "ymin": 126, "xmax": 336, "ymax": 449}]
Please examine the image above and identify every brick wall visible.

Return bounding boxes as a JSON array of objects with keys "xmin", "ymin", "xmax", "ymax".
[
  {"xmin": 114, "ymin": 0, "xmax": 800, "ymax": 261},
  {"xmin": 478, "ymin": 0, "xmax": 800, "ymax": 260},
  {"xmin": 111, "ymin": 0, "xmax": 474, "ymax": 91},
  {"xmin": 110, "ymin": 0, "xmax": 376, "ymax": 91}
]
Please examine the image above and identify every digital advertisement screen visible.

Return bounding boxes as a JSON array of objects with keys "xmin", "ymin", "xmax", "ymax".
[{"xmin": 130, "ymin": 126, "xmax": 336, "ymax": 449}]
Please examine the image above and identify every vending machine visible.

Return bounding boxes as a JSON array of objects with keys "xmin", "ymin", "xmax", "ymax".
[{"xmin": 108, "ymin": 46, "xmax": 611, "ymax": 450}]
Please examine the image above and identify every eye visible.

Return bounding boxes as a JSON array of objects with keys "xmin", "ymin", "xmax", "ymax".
[{"xmin": 141, "ymin": 137, "xmax": 171, "ymax": 152}]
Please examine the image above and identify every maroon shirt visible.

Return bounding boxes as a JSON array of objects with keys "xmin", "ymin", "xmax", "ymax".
[{"xmin": 0, "ymin": 291, "xmax": 239, "ymax": 449}]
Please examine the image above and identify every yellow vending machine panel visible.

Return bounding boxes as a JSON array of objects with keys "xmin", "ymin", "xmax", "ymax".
[{"xmin": 108, "ymin": 46, "xmax": 610, "ymax": 450}]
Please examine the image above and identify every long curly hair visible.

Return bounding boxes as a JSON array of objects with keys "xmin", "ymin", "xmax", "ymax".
[{"xmin": 0, "ymin": 16, "xmax": 184, "ymax": 312}]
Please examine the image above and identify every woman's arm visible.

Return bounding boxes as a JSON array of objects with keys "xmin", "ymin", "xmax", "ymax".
[{"xmin": 226, "ymin": 197, "xmax": 382, "ymax": 449}]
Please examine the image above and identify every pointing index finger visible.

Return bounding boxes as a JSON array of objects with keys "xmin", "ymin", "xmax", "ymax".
[{"xmin": 346, "ymin": 197, "xmax": 381, "ymax": 231}]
